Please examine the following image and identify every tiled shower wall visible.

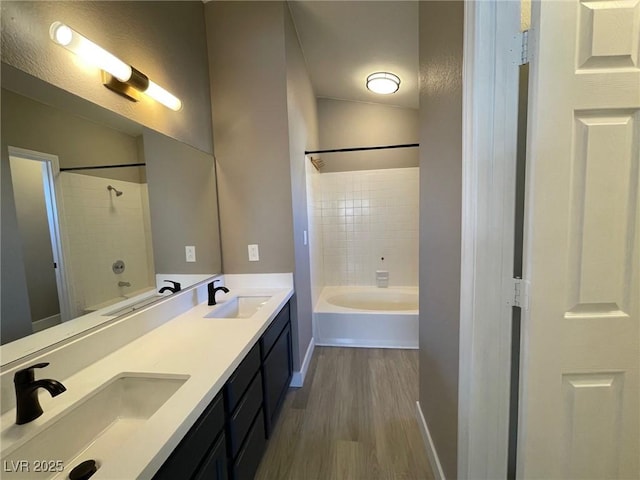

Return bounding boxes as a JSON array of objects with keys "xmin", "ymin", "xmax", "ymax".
[
  {"xmin": 318, "ymin": 167, "xmax": 419, "ymax": 286},
  {"xmin": 59, "ymin": 172, "xmax": 155, "ymax": 314}
]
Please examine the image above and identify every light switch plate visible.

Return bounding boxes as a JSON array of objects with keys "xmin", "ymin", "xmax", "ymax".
[
  {"xmin": 248, "ymin": 244, "xmax": 259, "ymax": 261},
  {"xmin": 185, "ymin": 246, "xmax": 196, "ymax": 262}
]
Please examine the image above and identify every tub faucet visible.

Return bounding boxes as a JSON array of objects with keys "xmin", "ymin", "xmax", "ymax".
[
  {"xmin": 208, "ymin": 280, "xmax": 229, "ymax": 306},
  {"xmin": 14, "ymin": 362, "xmax": 66, "ymax": 425},
  {"xmin": 159, "ymin": 280, "xmax": 181, "ymax": 294}
]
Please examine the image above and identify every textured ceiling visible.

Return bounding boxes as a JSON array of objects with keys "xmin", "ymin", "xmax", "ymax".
[{"xmin": 288, "ymin": 1, "xmax": 419, "ymax": 109}]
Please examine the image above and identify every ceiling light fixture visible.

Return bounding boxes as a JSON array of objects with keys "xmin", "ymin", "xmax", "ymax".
[
  {"xmin": 49, "ymin": 22, "xmax": 182, "ymax": 111},
  {"xmin": 366, "ymin": 72, "xmax": 400, "ymax": 95}
]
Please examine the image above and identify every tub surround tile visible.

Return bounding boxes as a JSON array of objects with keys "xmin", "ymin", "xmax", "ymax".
[
  {"xmin": 317, "ymin": 168, "xmax": 419, "ymax": 287},
  {"xmin": 59, "ymin": 173, "xmax": 154, "ymax": 316}
]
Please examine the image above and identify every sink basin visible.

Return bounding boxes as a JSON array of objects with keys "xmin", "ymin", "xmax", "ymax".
[
  {"xmin": 205, "ymin": 296, "xmax": 270, "ymax": 319},
  {"xmin": 1, "ymin": 373, "xmax": 188, "ymax": 479}
]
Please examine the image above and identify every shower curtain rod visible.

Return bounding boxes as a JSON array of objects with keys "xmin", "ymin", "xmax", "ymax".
[
  {"xmin": 60, "ymin": 163, "xmax": 145, "ymax": 172},
  {"xmin": 305, "ymin": 143, "xmax": 419, "ymax": 155}
]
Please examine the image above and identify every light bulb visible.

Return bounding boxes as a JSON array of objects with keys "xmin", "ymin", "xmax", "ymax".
[
  {"xmin": 50, "ymin": 22, "xmax": 132, "ymax": 82},
  {"xmin": 145, "ymin": 81, "xmax": 182, "ymax": 111},
  {"xmin": 52, "ymin": 23, "xmax": 72, "ymax": 46}
]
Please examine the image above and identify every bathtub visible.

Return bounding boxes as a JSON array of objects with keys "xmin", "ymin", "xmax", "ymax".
[{"xmin": 314, "ymin": 286, "xmax": 419, "ymax": 349}]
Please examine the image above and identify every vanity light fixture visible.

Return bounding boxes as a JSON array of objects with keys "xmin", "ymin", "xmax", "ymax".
[
  {"xmin": 366, "ymin": 72, "xmax": 401, "ymax": 95},
  {"xmin": 49, "ymin": 22, "xmax": 182, "ymax": 111}
]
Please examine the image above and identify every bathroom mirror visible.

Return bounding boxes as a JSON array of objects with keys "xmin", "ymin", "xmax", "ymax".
[{"xmin": 1, "ymin": 64, "xmax": 222, "ymax": 360}]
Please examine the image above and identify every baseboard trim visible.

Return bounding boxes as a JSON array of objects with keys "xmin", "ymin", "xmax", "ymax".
[
  {"xmin": 416, "ymin": 401, "xmax": 446, "ymax": 480},
  {"xmin": 315, "ymin": 340, "xmax": 418, "ymax": 350},
  {"xmin": 290, "ymin": 337, "xmax": 315, "ymax": 387}
]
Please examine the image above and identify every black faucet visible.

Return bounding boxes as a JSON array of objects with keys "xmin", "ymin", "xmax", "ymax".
[
  {"xmin": 158, "ymin": 280, "xmax": 181, "ymax": 294},
  {"xmin": 208, "ymin": 280, "xmax": 229, "ymax": 306},
  {"xmin": 14, "ymin": 362, "xmax": 66, "ymax": 425}
]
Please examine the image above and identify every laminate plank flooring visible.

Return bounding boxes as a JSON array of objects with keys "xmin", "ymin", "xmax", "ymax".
[{"xmin": 255, "ymin": 347, "xmax": 433, "ymax": 480}]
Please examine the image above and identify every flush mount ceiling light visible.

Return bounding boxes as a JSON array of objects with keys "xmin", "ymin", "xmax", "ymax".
[
  {"xmin": 366, "ymin": 72, "xmax": 401, "ymax": 95},
  {"xmin": 49, "ymin": 22, "xmax": 182, "ymax": 111}
]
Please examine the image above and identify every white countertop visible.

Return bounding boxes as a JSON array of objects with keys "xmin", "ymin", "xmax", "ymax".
[{"xmin": 0, "ymin": 280, "xmax": 293, "ymax": 479}]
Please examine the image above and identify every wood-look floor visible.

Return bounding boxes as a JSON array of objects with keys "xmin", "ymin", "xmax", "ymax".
[{"xmin": 255, "ymin": 347, "xmax": 433, "ymax": 480}]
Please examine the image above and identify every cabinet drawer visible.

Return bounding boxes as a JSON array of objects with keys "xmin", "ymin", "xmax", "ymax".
[
  {"xmin": 153, "ymin": 393, "xmax": 225, "ymax": 480},
  {"xmin": 230, "ymin": 409, "xmax": 267, "ymax": 480},
  {"xmin": 224, "ymin": 343, "xmax": 260, "ymax": 413},
  {"xmin": 263, "ymin": 323, "xmax": 292, "ymax": 437},
  {"xmin": 260, "ymin": 302, "xmax": 290, "ymax": 358},
  {"xmin": 227, "ymin": 371, "xmax": 263, "ymax": 458},
  {"xmin": 193, "ymin": 431, "xmax": 227, "ymax": 480}
]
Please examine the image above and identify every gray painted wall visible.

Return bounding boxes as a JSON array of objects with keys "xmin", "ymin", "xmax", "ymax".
[
  {"xmin": 207, "ymin": 1, "xmax": 318, "ymax": 369},
  {"xmin": 317, "ymin": 98, "xmax": 419, "ymax": 172},
  {"xmin": 418, "ymin": 2, "xmax": 464, "ymax": 479},
  {"xmin": 206, "ymin": 1, "xmax": 294, "ymax": 274},
  {"xmin": 284, "ymin": 4, "xmax": 319, "ymax": 369},
  {"xmin": 1, "ymin": 1, "xmax": 213, "ymax": 154},
  {"xmin": 143, "ymin": 130, "xmax": 222, "ymax": 275},
  {"xmin": 2, "ymin": 88, "xmax": 141, "ymax": 182},
  {"xmin": 8, "ymin": 158, "xmax": 60, "ymax": 323}
]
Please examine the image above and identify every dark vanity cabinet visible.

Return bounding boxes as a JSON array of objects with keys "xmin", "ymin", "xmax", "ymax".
[
  {"xmin": 153, "ymin": 301, "xmax": 292, "ymax": 480},
  {"xmin": 259, "ymin": 303, "xmax": 292, "ymax": 437},
  {"xmin": 153, "ymin": 392, "xmax": 227, "ymax": 480}
]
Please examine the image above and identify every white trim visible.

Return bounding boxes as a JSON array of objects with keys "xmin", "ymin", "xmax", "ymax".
[
  {"xmin": 8, "ymin": 146, "xmax": 74, "ymax": 322},
  {"xmin": 314, "ymin": 339, "xmax": 417, "ymax": 349},
  {"xmin": 416, "ymin": 401, "xmax": 446, "ymax": 480},
  {"xmin": 290, "ymin": 337, "xmax": 315, "ymax": 387},
  {"xmin": 458, "ymin": 0, "xmax": 521, "ymax": 478}
]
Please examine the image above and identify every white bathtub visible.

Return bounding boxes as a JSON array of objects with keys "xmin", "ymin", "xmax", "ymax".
[{"xmin": 314, "ymin": 286, "xmax": 419, "ymax": 349}]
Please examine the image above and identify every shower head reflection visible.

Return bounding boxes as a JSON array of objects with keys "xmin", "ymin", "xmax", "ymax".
[{"xmin": 107, "ymin": 185, "xmax": 123, "ymax": 197}]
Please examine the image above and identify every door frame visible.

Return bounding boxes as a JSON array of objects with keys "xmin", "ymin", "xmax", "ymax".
[
  {"xmin": 8, "ymin": 146, "xmax": 74, "ymax": 323},
  {"xmin": 458, "ymin": 0, "xmax": 521, "ymax": 477}
]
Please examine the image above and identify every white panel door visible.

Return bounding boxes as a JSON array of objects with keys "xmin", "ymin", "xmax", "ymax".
[{"xmin": 519, "ymin": 0, "xmax": 640, "ymax": 478}]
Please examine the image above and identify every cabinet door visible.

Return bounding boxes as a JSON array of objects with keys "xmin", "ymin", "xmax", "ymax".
[
  {"xmin": 262, "ymin": 323, "xmax": 292, "ymax": 436},
  {"xmin": 193, "ymin": 432, "xmax": 228, "ymax": 480}
]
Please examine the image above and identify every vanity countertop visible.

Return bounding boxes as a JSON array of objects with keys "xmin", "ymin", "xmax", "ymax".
[{"xmin": 0, "ymin": 278, "xmax": 293, "ymax": 479}]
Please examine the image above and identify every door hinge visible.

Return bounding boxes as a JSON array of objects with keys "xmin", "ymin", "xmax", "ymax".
[
  {"xmin": 520, "ymin": 30, "xmax": 529, "ymax": 65},
  {"xmin": 511, "ymin": 277, "xmax": 530, "ymax": 310}
]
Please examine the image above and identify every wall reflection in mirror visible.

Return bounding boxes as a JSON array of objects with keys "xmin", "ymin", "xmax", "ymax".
[{"xmin": 1, "ymin": 68, "xmax": 222, "ymax": 350}]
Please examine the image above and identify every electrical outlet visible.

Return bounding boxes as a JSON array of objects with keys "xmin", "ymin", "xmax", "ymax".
[
  {"xmin": 185, "ymin": 246, "xmax": 196, "ymax": 262},
  {"xmin": 248, "ymin": 244, "xmax": 259, "ymax": 261}
]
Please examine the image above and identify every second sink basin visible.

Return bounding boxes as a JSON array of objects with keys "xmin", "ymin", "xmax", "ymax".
[
  {"xmin": 1, "ymin": 373, "xmax": 188, "ymax": 479},
  {"xmin": 205, "ymin": 296, "xmax": 271, "ymax": 319}
]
